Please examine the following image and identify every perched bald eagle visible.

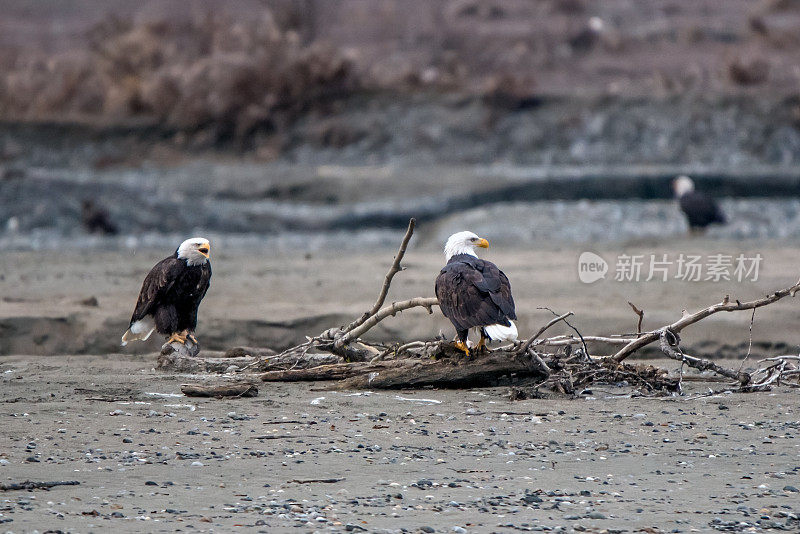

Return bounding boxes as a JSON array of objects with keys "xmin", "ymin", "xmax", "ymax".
[
  {"xmin": 673, "ymin": 175, "xmax": 726, "ymax": 232},
  {"xmin": 122, "ymin": 237, "xmax": 212, "ymax": 347},
  {"xmin": 435, "ymin": 231, "xmax": 517, "ymax": 355}
]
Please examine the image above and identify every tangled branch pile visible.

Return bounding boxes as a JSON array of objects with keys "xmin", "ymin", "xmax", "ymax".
[{"xmin": 160, "ymin": 218, "xmax": 800, "ymax": 398}]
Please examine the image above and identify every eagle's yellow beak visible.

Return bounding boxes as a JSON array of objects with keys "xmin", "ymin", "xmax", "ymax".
[
  {"xmin": 477, "ymin": 238, "xmax": 489, "ymax": 248},
  {"xmin": 197, "ymin": 243, "xmax": 211, "ymax": 258}
]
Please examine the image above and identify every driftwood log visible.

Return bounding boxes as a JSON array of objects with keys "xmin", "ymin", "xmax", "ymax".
[
  {"xmin": 337, "ymin": 351, "xmax": 549, "ymax": 389},
  {"xmin": 181, "ymin": 383, "xmax": 259, "ymax": 398},
  {"xmin": 168, "ymin": 217, "xmax": 800, "ymax": 396},
  {"xmin": 157, "ymin": 351, "xmax": 258, "ymax": 373},
  {"xmin": 1, "ymin": 480, "xmax": 80, "ymax": 491}
]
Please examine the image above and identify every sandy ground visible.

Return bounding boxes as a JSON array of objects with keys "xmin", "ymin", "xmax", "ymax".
[
  {"xmin": 2, "ymin": 239, "xmax": 800, "ymax": 532},
  {"xmin": 1, "ymin": 355, "xmax": 799, "ymax": 533}
]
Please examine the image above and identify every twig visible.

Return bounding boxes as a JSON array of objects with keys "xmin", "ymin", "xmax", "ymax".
[
  {"xmin": 538, "ymin": 307, "xmax": 589, "ymax": 358},
  {"xmin": 1, "ymin": 480, "xmax": 80, "ymax": 491},
  {"xmin": 342, "ymin": 218, "xmax": 416, "ymax": 334},
  {"xmin": 758, "ymin": 355, "xmax": 800, "ymax": 362},
  {"xmin": 289, "ymin": 478, "xmax": 344, "ymax": 484},
  {"xmin": 535, "ymin": 335, "xmax": 636, "ymax": 346},
  {"xmin": 516, "ymin": 312, "xmax": 574, "ymax": 354},
  {"xmin": 628, "ymin": 301, "xmax": 644, "ymax": 336},
  {"xmin": 738, "ymin": 308, "xmax": 756, "ymax": 373},
  {"xmin": 262, "ymin": 420, "xmax": 317, "ymax": 425},
  {"xmin": 335, "ymin": 297, "xmax": 439, "ymax": 348},
  {"xmin": 612, "ymin": 279, "xmax": 800, "ymax": 362},
  {"xmin": 749, "ymin": 354, "xmax": 800, "ymax": 390},
  {"xmin": 252, "ymin": 435, "xmax": 321, "ymax": 440},
  {"xmin": 529, "ymin": 351, "xmax": 552, "ymax": 377}
]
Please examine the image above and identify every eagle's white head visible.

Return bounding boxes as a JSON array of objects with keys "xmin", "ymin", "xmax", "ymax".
[
  {"xmin": 672, "ymin": 175, "xmax": 695, "ymax": 198},
  {"xmin": 444, "ymin": 231, "xmax": 489, "ymax": 260},
  {"xmin": 177, "ymin": 237, "xmax": 211, "ymax": 266}
]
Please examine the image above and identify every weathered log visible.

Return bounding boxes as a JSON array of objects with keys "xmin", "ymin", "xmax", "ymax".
[
  {"xmin": 224, "ymin": 346, "xmax": 277, "ymax": 358},
  {"xmin": 337, "ymin": 350, "xmax": 549, "ymax": 390},
  {"xmin": 157, "ymin": 352, "xmax": 259, "ymax": 373},
  {"xmin": 260, "ymin": 361, "xmax": 406, "ymax": 382},
  {"xmin": 321, "ymin": 341, "xmax": 381, "ymax": 362},
  {"xmin": 181, "ymin": 383, "xmax": 259, "ymax": 398},
  {"xmin": 1, "ymin": 480, "xmax": 80, "ymax": 491}
]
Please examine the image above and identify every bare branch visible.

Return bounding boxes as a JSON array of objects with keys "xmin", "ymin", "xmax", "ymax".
[
  {"xmin": 538, "ymin": 306, "xmax": 588, "ymax": 358},
  {"xmin": 516, "ymin": 312, "xmax": 574, "ymax": 354},
  {"xmin": 335, "ymin": 297, "xmax": 439, "ymax": 348},
  {"xmin": 737, "ymin": 308, "xmax": 756, "ymax": 373},
  {"xmin": 628, "ymin": 301, "xmax": 644, "ymax": 336},
  {"xmin": 611, "ymin": 279, "xmax": 800, "ymax": 362},
  {"xmin": 535, "ymin": 334, "xmax": 636, "ymax": 346},
  {"xmin": 343, "ymin": 218, "xmax": 416, "ymax": 334},
  {"xmin": 658, "ymin": 329, "xmax": 750, "ymax": 385}
]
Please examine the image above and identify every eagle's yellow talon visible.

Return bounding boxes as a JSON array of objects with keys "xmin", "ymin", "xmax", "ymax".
[
  {"xmin": 167, "ymin": 332, "xmax": 188, "ymax": 345},
  {"xmin": 180, "ymin": 329, "xmax": 198, "ymax": 344},
  {"xmin": 454, "ymin": 340, "xmax": 471, "ymax": 357}
]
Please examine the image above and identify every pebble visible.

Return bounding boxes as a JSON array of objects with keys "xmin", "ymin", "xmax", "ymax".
[{"xmin": 190, "ymin": 461, "xmax": 204, "ymax": 467}]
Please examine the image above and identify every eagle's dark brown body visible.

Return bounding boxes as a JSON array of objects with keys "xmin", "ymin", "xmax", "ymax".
[
  {"xmin": 129, "ymin": 254, "xmax": 212, "ymax": 336},
  {"xmin": 679, "ymin": 191, "xmax": 726, "ymax": 230},
  {"xmin": 435, "ymin": 254, "xmax": 516, "ymax": 343}
]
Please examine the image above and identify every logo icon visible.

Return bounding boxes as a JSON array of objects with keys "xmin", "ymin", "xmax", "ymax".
[{"xmin": 578, "ymin": 252, "xmax": 608, "ymax": 284}]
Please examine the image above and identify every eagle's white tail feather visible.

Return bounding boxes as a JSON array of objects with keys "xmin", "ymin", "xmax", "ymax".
[
  {"xmin": 484, "ymin": 321, "xmax": 518, "ymax": 342},
  {"xmin": 121, "ymin": 318, "xmax": 155, "ymax": 346}
]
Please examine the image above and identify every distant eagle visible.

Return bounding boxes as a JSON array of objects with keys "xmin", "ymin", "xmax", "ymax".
[
  {"xmin": 122, "ymin": 237, "xmax": 212, "ymax": 347},
  {"xmin": 435, "ymin": 231, "xmax": 517, "ymax": 355},
  {"xmin": 81, "ymin": 199, "xmax": 118, "ymax": 235},
  {"xmin": 672, "ymin": 175, "xmax": 726, "ymax": 232}
]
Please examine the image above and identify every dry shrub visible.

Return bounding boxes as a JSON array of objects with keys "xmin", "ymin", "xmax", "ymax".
[{"xmin": 0, "ymin": 10, "xmax": 356, "ymax": 142}]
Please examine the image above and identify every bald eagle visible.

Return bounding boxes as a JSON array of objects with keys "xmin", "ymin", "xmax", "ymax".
[
  {"xmin": 672, "ymin": 175, "xmax": 726, "ymax": 232},
  {"xmin": 435, "ymin": 231, "xmax": 517, "ymax": 355},
  {"xmin": 121, "ymin": 237, "xmax": 212, "ymax": 347}
]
